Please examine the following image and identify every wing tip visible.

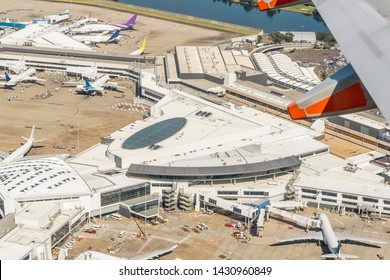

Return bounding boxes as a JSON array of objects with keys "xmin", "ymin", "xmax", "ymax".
[{"xmin": 288, "ymin": 101, "xmax": 307, "ymax": 120}]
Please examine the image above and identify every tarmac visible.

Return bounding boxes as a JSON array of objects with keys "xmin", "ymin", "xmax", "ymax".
[
  {"xmin": 0, "ymin": 73, "xmax": 142, "ymax": 155},
  {"xmin": 3, "ymin": 0, "xmax": 238, "ymax": 55},
  {"xmin": 64, "ymin": 207, "xmax": 390, "ymax": 260},
  {"xmin": 0, "ymin": 0, "xmax": 241, "ymax": 156}
]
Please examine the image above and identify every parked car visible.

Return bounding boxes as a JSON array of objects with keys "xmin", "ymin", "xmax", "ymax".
[
  {"xmin": 231, "ymin": 231, "xmax": 244, "ymax": 239},
  {"xmin": 199, "ymin": 222, "xmax": 208, "ymax": 230},
  {"xmin": 196, "ymin": 223, "xmax": 207, "ymax": 231},
  {"xmin": 84, "ymin": 228, "xmax": 97, "ymax": 234}
]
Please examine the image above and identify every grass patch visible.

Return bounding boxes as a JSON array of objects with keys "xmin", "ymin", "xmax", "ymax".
[{"xmin": 281, "ymin": 4, "xmax": 316, "ymax": 15}]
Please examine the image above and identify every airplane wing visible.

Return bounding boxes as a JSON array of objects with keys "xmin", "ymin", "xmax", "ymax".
[
  {"xmin": 0, "ymin": 151, "xmax": 9, "ymax": 160},
  {"xmin": 300, "ymin": 0, "xmax": 390, "ymax": 121},
  {"xmin": 103, "ymin": 82, "xmax": 124, "ymax": 90},
  {"xmin": 278, "ymin": 231, "xmax": 323, "ymax": 243},
  {"xmin": 128, "ymin": 245, "xmax": 177, "ymax": 260},
  {"xmin": 21, "ymin": 77, "xmax": 46, "ymax": 82},
  {"xmin": 93, "ymin": 75, "xmax": 110, "ymax": 88},
  {"xmin": 335, "ymin": 232, "xmax": 387, "ymax": 244},
  {"xmin": 258, "ymin": 1, "xmax": 390, "ymax": 122}
]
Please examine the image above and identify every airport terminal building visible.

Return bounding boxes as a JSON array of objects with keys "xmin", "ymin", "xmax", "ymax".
[{"xmin": 2, "ymin": 70, "xmax": 390, "ymax": 259}]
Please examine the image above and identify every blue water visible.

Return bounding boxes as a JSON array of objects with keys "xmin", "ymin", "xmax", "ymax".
[{"xmin": 119, "ymin": 0, "xmax": 329, "ymax": 33}]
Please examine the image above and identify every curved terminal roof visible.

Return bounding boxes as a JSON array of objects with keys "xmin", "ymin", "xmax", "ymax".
[
  {"xmin": 122, "ymin": 117, "xmax": 187, "ymax": 150},
  {"xmin": 127, "ymin": 156, "xmax": 301, "ymax": 181},
  {"xmin": 0, "ymin": 156, "xmax": 92, "ymax": 199}
]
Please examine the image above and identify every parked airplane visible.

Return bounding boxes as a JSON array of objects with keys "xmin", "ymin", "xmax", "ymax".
[
  {"xmin": 257, "ymin": 0, "xmax": 390, "ymax": 123},
  {"xmin": 76, "ymin": 74, "xmax": 124, "ymax": 94},
  {"xmin": 109, "ymin": 14, "xmax": 137, "ymax": 30},
  {"xmin": 72, "ymin": 15, "xmax": 137, "ymax": 34},
  {"xmin": 0, "ymin": 126, "xmax": 46, "ymax": 164},
  {"xmin": 1, "ymin": 68, "xmax": 45, "ymax": 88},
  {"xmin": 130, "ymin": 38, "xmax": 146, "ymax": 55},
  {"xmin": 72, "ymin": 30, "xmax": 121, "ymax": 45},
  {"xmin": 277, "ymin": 213, "xmax": 387, "ymax": 259},
  {"xmin": 73, "ymin": 12, "xmax": 98, "ymax": 28}
]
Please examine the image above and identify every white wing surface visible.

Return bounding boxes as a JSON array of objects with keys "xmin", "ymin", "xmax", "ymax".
[
  {"xmin": 278, "ymin": 231, "xmax": 323, "ymax": 243},
  {"xmin": 311, "ymin": 0, "xmax": 390, "ymax": 121}
]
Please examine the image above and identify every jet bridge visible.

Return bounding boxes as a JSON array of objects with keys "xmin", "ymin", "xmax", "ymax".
[{"xmin": 265, "ymin": 205, "xmax": 321, "ymax": 229}]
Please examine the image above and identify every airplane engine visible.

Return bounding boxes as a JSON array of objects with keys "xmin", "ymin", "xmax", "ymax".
[
  {"xmin": 288, "ymin": 64, "xmax": 377, "ymax": 120},
  {"xmin": 257, "ymin": 0, "xmax": 310, "ymax": 11}
]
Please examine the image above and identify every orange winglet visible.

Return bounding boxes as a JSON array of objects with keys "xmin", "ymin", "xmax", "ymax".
[
  {"xmin": 258, "ymin": 0, "xmax": 276, "ymax": 11},
  {"xmin": 305, "ymin": 83, "xmax": 366, "ymax": 115},
  {"xmin": 257, "ymin": 0, "xmax": 301, "ymax": 11},
  {"xmin": 288, "ymin": 101, "xmax": 307, "ymax": 120}
]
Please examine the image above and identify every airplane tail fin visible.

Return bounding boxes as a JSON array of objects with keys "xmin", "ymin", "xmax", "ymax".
[
  {"xmin": 124, "ymin": 14, "xmax": 137, "ymax": 26},
  {"xmin": 336, "ymin": 241, "xmax": 342, "ymax": 255},
  {"xmin": 29, "ymin": 126, "xmax": 35, "ymax": 142},
  {"xmin": 85, "ymin": 79, "xmax": 93, "ymax": 89},
  {"xmin": 22, "ymin": 126, "xmax": 46, "ymax": 143},
  {"xmin": 140, "ymin": 38, "xmax": 146, "ymax": 53},
  {"xmin": 107, "ymin": 30, "xmax": 120, "ymax": 42},
  {"xmin": 5, "ymin": 72, "xmax": 11, "ymax": 82},
  {"xmin": 338, "ymin": 253, "xmax": 359, "ymax": 259},
  {"xmin": 22, "ymin": 126, "xmax": 35, "ymax": 142},
  {"xmin": 322, "ymin": 253, "xmax": 359, "ymax": 259}
]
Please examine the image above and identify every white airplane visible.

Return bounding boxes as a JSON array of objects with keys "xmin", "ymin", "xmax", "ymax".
[
  {"xmin": 130, "ymin": 38, "xmax": 146, "ymax": 55},
  {"xmin": 257, "ymin": 0, "xmax": 390, "ymax": 123},
  {"xmin": 0, "ymin": 126, "xmax": 46, "ymax": 165},
  {"xmin": 73, "ymin": 13, "xmax": 98, "ymax": 28},
  {"xmin": 72, "ymin": 30, "xmax": 121, "ymax": 45},
  {"xmin": 76, "ymin": 74, "xmax": 124, "ymax": 95},
  {"xmin": 277, "ymin": 213, "xmax": 387, "ymax": 259},
  {"xmin": 72, "ymin": 15, "xmax": 137, "ymax": 34},
  {"xmin": 1, "ymin": 68, "xmax": 45, "ymax": 88}
]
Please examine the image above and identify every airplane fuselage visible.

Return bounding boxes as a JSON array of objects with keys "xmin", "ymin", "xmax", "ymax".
[
  {"xmin": 1, "ymin": 127, "xmax": 35, "ymax": 164},
  {"xmin": 73, "ymin": 24, "xmax": 118, "ymax": 34},
  {"xmin": 5, "ymin": 68, "xmax": 37, "ymax": 87},
  {"xmin": 319, "ymin": 213, "xmax": 339, "ymax": 255}
]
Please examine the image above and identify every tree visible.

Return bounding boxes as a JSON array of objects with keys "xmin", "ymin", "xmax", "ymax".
[
  {"xmin": 284, "ymin": 32, "xmax": 294, "ymax": 43},
  {"xmin": 324, "ymin": 34, "xmax": 337, "ymax": 46},
  {"xmin": 269, "ymin": 32, "xmax": 285, "ymax": 44},
  {"xmin": 320, "ymin": 71, "xmax": 329, "ymax": 80},
  {"xmin": 257, "ymin": 35, "xmax": 263, "ymax": 43},
  {"xmin": 315, "ymin": 32, "xmax": 328, "ymax": 41}
]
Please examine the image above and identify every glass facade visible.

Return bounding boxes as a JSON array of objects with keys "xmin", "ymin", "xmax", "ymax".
[
  {"xmin": 342, "ymin": 194, "xmax": 358, "ymax": 200},
  {"xmin": 0, "ymin": 198, "xmax": 4, "ymax": 218},
  {"xmin": 322, "ymin": 191, "xmax": 337, "ymax": 197},
  {"xmin": 127, "ymin": 156, "xmax": 301, "ymax": 183},
  {"xmin": 130, "ymin": 200, "xmax": 159, "ymax": 213},
  {"xmin": 217, "ymin": 191, "xmax": 238, "ymax": 195},
  {"xmin": 51, "ymin": 223, "xmax": 69, "ymax": 247},
  {"xmin": 101, "ymin": 183, "xmax": 151, "ymax": 207},
  {"xmin": 363, "ymin": 197, "xmax": 379, "ymax": 203},
  {"xmin": 243, "ymin": 191, "xmax": 267, "ymax": 196}
]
